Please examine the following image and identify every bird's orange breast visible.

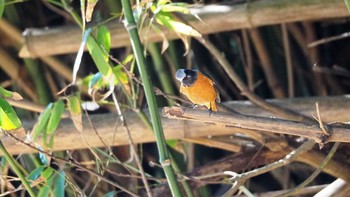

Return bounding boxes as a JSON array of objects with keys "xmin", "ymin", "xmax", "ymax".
[{"xmin": 180, "ymin": 73, "xmax": 218, "ymax": 111}]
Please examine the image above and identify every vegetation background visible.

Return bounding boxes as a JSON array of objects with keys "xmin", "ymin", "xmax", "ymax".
[{"xmin": 1, "ymin": 0, "xmax": 350, "ymax": 196}]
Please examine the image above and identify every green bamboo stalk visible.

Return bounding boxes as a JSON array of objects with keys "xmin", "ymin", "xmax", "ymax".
[
  {"xmin": 0, "ymin": 141, "xmax": 36, "ymax": 197},
  {"xmin": 121, "ymin": 0, "xmax": 182, "ymax": 196},
  {"xmin": 168, "ymin": 41, "xmax": 181, "ymax": 71},
  {"xmin": 23, "ymin": 59, "xmax": 51, "ymax": 105},
  {"xmin": 148, "ymin": 43, "xmax": 175, "ymax": 106}
]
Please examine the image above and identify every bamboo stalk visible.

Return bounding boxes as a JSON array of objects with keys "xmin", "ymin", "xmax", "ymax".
[
  {"xmin": 19, "ymin": 0, "xmax": 349, "ymax": 57},
  {"xmin": 121, "ymin": 0, "xmax": 182, "ymax": 195},
  {"xmin": 2, "ymin": 95, "xmax": 350, "ymax": 156}
]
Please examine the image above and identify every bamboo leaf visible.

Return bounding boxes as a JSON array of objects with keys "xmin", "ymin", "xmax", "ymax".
[
  {"xmin": 86, "ymin": 0, "xmax": 98, "ymax": 22},
  {"xmin": 157, "ymin": 0, "xmax": 169, "ymax": 7},
  {"xmin": 0, "ymin": 97, "xmax": 22, "ymax": 131},
  {"xmin": 103, "ymin": 191, "xmax": 116, "ymax": 197},
  {"xmin": 156, "ymin": 12, "xmax": 201, "ymax": 37},
  {"xmin": 151, "ymin": 24, "xmax": 169, "ymax": 53},
  {"xmin": 47, "ymin": 100, "xmax": 65, "ymax": 134},
  {"xmin": 0, "ymin": 86, "xmax": 22, "ymax": 100},
  {"xmin": 122, "ymin": 54, "xmax": 134, "ymax": 65},
  {"xmin": 160, "ymin": 4, "xmax": 190, "ymax": 14},
  {"xmin": 47, "ymin": 134, "xmax": 55, "ymax": 148},
  {"xmin": 345, "ymin": 0, "xmax": 350, "ymax": 13},
  {"xmin": 112, "ymin": 65, "xmax": 128, "ymax": 84},
  {"xmin": 32, "ymin": 103, "xmax": 53, "ymax": 140},
  {"xmin": 41, "ymin": 167, "xmax": 54, "ymax": 180},
  {"xmin": 0, "ymin": 0, "xmax": 4, "ymax": 19},
  {"xmin": 38, "ymin": 173, "xmax": 54, "ymax": 197},
  {"xmin": 96, "ymin": 25, "xmax": 111, "ymax": 57},
  {"xmin": 27, "ymin": 166, "xmax": 46, "ymax": 181},
  {"xmin": 66, "ymin": 95, "xmax": 82, "ymax": 132},
  {"xmin": 87, "ymin": 34, "xmax": 112, "ymax": 76},
  {"xmin": 54, "ymin": 171, "xmax": 65, "ymax": 197}
]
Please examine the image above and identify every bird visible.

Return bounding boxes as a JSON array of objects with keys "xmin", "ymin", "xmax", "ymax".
[{"xmin": 175, "ymin": 69, "xmax": 220, "ymax": 111}]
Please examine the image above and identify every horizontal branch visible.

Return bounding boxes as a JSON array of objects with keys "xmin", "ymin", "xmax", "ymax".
[
  {"xmin": 162, "ymin": 105, "xmax": 350, "ymax": 143},
  {"xmin": 2, "ymin": 95, "xmax": 350, "ymax": 155},
  {"xmin": 19, "ymin": 0, "xmax": 349, "ymax": 57}
]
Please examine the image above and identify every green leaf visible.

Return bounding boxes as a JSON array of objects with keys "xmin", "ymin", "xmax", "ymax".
[
  {"xmin": 38, "ymin": 172, "xmax": 54, "ymax": 197},
  {"xmin": 157, "ymin": 0, "xmax": 169, "ymax": 7},
  {"xmin": 88, "ymin": 72, "xmax": 104, "ymax": 90},
  {"xmin": 47, "ymin": 134, "xmax": 55, "ymax": 148},
  {"xmin": 0, "ymin": 0, "xmax": 4, "ymax": 19},
  {"xmin": 66, "ymin": 95, "xmax": 82, "ymax": 132},
  {"xmin": 87, "ymin": 34, "xmax": 112, "ymax": 76},
  {"xmin": 47, "ymin": 100, "xmax": 65, "ymax": 134},
  {"xmin": 41, "ymin": 167, "xmax": 54, "ymax": 179},
  {"xmin": 32, "ymin": 103, "xmax": 53, "ymax": 140},
  {"xmin": 160, "ymin": 4, "xmax": 190, "ymax": 14},
  {"xmin": 122, "ymin": 54, "xmax": 134, "ymax": 65},
  {"xmin": 112, "ymin": 65, "xmax": 128, "ymax": 84},
  {"xmin": 0, "ymin": 97, "xmax": 22, "ymax": 131},
  {"xmin": 156, "ymin": 12, "xmax": 201, "ymax": 37},
  {"xmin": 27, "ymin": 165, "xmax": 46, "ymax": 181},
  {"xmin": 96, "ymin": 25, "xmax": 111, "ymax": 57},
  {"xmin": 103, "ymin": 191, "xmax": 116, "ymax": 197},
  {"xmin": 54, "ymin": 171, "xmax": 65, "ymax": 197},
  {"xmin": 345, "ymin": 0, "xmax": 350, "ymax": 13}
]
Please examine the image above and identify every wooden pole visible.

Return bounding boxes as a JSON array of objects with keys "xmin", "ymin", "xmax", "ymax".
[
  {"xmin": 19, "ymin": 0, "xmax": 349, "ymax": 57},
  {"xmin": 2, "ymin": 95, "xmax": 350, "ymax": 155}
]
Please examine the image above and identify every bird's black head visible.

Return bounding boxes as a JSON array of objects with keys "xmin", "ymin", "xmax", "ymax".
[{"xmin": 175, "ymin": 69, "xmax": 198, "ymax": 87}]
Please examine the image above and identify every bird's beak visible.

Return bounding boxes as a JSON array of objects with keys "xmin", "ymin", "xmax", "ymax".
[{"xmin": 175, "ymin": 69, "xmax": 186, "ymax": 81}]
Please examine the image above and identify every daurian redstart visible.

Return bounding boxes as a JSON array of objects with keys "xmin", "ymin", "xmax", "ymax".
[{"xmin": 176, "ymin": 69, "xmax": 220, "ymax": 111}]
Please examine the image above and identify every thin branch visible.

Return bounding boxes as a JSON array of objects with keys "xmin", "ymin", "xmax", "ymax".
[
  {"xmin": 249, "ymin": 28, "xmax": 285, "ymax": 98},
  {"xmin": 4, "ymin": 130, "xmax": 140, "ymax": 197},
  {"xmin": 308, "ymin": 31, "xmax": 350, "ymax": 47},
  {"xmin": 111, "ymin": 92, "xmax": 153, "ymax": 196},
  {"xmin": 282, "ymin": 23, "xmax": 294, "ymax": 97},
  {"xmin": 233, "ymin": 184, "xmax": 327, "ymax": 197},
  {"xmin": 228, "ymin": 140, "xmax": 315, "ymax": 182},
  {"xmin": 278, "ymin": 142, "xmax": 340, "ymax": 197}
]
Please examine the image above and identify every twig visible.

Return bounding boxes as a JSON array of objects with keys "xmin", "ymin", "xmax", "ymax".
[
  {"xmin": 308, "ymin": 31, "xmax": 350, "ymax": 47},
  {"xmin": 223, "ymin": 140, "xmax": 316, "ymax": 194},
  {"xmin": 277, "ymin": 142, "xmax": 340, "ymax": 197},
  {"xmin": 111, "ymin": 92, "xmax": 153, "ymax": 196},
  {"xmin": 303, "ymin": 22, "xmax": 327, "ymax": 96},
  {"xmin": 3, "ymin": 130, "xmax": 140, "ymax": 197},
  {"xmin": 233, "ymin": 184, "xmax": 327, "ymax": 197},
  {"xmin": 314, "ymin": 102, "xmax": 332, "ymax": 148},
  {"xmin": 249, "ymin": 29, "xmax": 285, "ymax": 98},
  {"xmin": 282, "ymin": 23, "xmax": 294, "ymax": 97},
  {"xmin": 241, "ymin": 29, "xmax": 254, "ymax": 91}
]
